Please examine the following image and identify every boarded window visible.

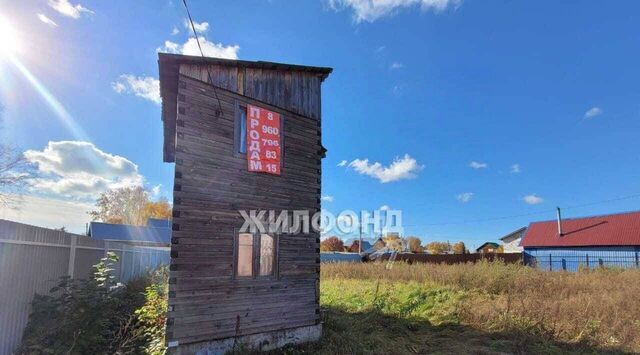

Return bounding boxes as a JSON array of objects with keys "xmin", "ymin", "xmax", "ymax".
[
  {"xmin": 259, "ymin": 234, "xmax": 275, "ymax": 276},
  {"xmin": 236, "ymin": 233, "xmax": 253, "ymax": 277},
  {"xmin": 235, "ymin": 232, "xmax": 277, "ymax": 278}
]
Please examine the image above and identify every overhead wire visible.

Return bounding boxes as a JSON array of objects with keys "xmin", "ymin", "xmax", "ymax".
[{"xmin": 181, "ymin": 0, "xmax": 225, "ymax": 117}]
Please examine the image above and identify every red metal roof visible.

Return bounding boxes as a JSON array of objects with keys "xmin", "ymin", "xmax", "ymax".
[{"xmin": 521, "ymin": 210, "xmax": 640, "ymax": 248}]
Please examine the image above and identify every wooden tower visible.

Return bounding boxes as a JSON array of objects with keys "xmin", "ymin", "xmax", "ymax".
[{"xmin": 158, "ymin": 53, "xmax": 332, "ymax": 354}]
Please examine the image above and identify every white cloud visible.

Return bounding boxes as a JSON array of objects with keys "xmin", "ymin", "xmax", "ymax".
[
  {"xmin": 379, "ymin": 204, "xmax": 391, "ymax": 210},
  {"xmin": 469, "ymin": 161, "xmax": 488, "ymax": 169},
  {"xmin": 328, "ymin": 0, "xmax": 461, "ymax": 23},
  {"xmin": 321, "ymin": 195, "xmax": 334, "ymax": 202},
  {"xmin": 151, "ymin": 184, "xmax": 162, "ymax": 198},
  {"xmin": 111, "ymin": 75, "xmax": 161, "ymax": 104},
  {"xmin": 47, "ymin": 0, "xmax": 93, "ymax": 19},
  {"xmin": 456, "ymin": 192, "xmax": 473, "ymax": 203},
  {"xmin": 158, "ymin": 37, "xmax": 239, "ymax": 59},
  {"xmin": 337, "ymin": 160, "xmax": 348, "ymax": 167},
  {"xmin": 37, "ymin": 14, "xmax": 58, "ymax": 27},
  {"xmin": 510, "ymin": 164, "xmax": 521, "ymax": 174},
  {"xmin": 584, "ymin": 107, "xmax": 603, "ymax": 119},
  {"xmin": 171, "ymin": 26, "xmax": 180, "ymax": 35},
  {"xmin": 0, "ymin": 194, "xmax": 92, "ymax": 234},
  {"xmin": 523, "ymin": 194, "xmax": 544, "ymax": 205},
  {"xmin": 348, "ymin": 154, "xmax": 422, "ymax": 183},
  {"xmin": 24, "ymin": 141, "xmax": 143, "ymax": 200},
  {"xmin": 184, "ymin": 19, "xmax": 209, "ymax": 33},
  {"xmin": 390, "ymin": 62, "xmax": 404, "ymax": 69}
]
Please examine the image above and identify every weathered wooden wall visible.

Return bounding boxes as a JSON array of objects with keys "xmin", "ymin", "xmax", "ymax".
[
  {"xmin": 179, "ymin": 64, "xmax": 323, "ymax": 120},
  {"xmin": 166, "ymin": 73, "xmax": 322, "ymax": 345}
]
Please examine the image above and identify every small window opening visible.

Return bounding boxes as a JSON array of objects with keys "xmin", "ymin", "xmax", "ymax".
[
  {"xmin": 237, "ymin": 108, "xmax": 247, "ymax": 153},
  {"xmin": 235, "ymin": 232, "xmax": 277, "ymax": 278},
  {"xmin": 236, "ymin": 233, "xmax": 253, "ymax": 277},
  {"xmin": 259, "ymin": 234, "xmax": 275, "ymax": 276}
]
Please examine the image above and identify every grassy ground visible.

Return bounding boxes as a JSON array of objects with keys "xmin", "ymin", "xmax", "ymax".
[{"xmin": 268, "ymin": 261, "xmax": 640, "ymax": 355}]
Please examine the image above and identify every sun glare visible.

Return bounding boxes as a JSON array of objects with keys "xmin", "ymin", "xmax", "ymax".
[{"xmin": 0, "ymin": 15, "xmax": 20, "ymax": 57}]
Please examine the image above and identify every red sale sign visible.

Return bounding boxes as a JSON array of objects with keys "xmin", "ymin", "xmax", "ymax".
[{"xmin": 246, "ymin": 104, "xmax": 281, "ymax": 175}]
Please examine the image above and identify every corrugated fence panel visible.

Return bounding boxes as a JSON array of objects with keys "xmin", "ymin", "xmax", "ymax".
[
  {"xmin": 320, "ymin": 252, "xmax": 363, "ymax": 263},
  {"xmin": 0, "ymin": 219, "xmax": 170, "ymax": 355},
  {"xmin": 525, "ymin": 247, "xmax": 640, "ymax": 272}
]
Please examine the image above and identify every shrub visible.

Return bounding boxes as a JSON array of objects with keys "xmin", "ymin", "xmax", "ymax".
[{"xmin": 18, "ymin": 253, "xmax": 168, "ymax": 355}]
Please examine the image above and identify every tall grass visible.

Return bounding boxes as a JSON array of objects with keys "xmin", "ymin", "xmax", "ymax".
[{"xmin": 321, "ymin": 261, "xmax": 640, "ymax": 352}]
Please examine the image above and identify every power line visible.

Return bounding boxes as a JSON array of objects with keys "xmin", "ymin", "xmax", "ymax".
[
  {"xmin": 181, "ymin": 0, "xmax": 224, "ymax": 118},
  {"xmin": 401, "ymin": 192, "xmax": 640, "ymax": 228}
]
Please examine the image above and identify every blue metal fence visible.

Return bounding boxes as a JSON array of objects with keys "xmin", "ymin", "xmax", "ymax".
[
  {"xmin": 320, "ymin": 252, "xmax": 363, "ymax": 263},
  {"xmin": 524, "ymin": 247, "xmax": 640, "ymax": 272}
]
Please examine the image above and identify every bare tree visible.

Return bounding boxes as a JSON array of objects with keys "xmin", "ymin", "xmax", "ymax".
[{"xmin": 0, "ymin": 107, "xmax": 31, "ymax": 207}]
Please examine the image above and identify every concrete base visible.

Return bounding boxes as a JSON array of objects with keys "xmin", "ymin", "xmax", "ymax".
[{"xmin": 168, "ymin": 323, "xmax": 322, "ymax": 355}]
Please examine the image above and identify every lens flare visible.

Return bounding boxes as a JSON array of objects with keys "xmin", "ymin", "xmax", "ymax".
[
  {"xmin": 8, "ymin": 55, "xmax": 90, "ymax": 142},
  {"xmin": 0, "ymin": 15, "xmax": 20, "ymax": 56}
]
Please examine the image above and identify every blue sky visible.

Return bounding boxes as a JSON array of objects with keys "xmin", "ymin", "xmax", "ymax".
[{"xmin": 1, "ymin": 0, "xmax": 639, "ymax": 249}]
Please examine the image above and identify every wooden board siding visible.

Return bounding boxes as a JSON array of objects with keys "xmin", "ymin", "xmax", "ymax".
[
  {"xmin": 166, "ymin": 74, "xmax": 322, "ymax": 346},
  {"xmin": 178, "ymin": 64, "xmax": 323, "ymax": 120}
]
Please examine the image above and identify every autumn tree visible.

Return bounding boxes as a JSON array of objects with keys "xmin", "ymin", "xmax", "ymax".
[
  {"xmin": 452, "ymin": 241, "xmax": 468, "ymax": 254},
  {"xmin": 90, "ymin": 186, "xmax": 172, "ymax": 225},
  {"xmin": 383, "ymin": 233, "xmax": 401, "ymax": 244},
  {"xmin": 347, "ymin": 240, "xmax": 361, "ymax": 253},
  {"xmin": 425, "ymin": 241, "xmax": 452, "ymax": 255},
  {"xmin": 405, "ymin": 236, "xmax": 423, "ymax": 253},
  {"xmin": 143, "ymin": 197, "xmax": 172, "ymax": 221},
  {"xmin": 320, "ymin": 236, "xmax": 344, "ymax": 252}
]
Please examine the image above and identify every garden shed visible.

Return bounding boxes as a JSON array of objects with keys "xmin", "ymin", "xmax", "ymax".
[{"xmin": 158, "ymin": 53, "xmax": 332, "ymax": 353}]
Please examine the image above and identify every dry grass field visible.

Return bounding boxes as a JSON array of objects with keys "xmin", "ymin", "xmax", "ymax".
[{"xmin": 270, "ymin": 261, "xmax": 640, "ymax": 354}]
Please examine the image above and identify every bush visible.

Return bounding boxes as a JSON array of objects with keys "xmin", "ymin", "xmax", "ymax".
[{"xmin": 18, "ymin": 253, "xmax": 168, "ymax": 355}]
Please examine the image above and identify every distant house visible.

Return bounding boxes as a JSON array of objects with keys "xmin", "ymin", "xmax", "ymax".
[
  {"xmin": 346, "ymin": 240, "xmax": 373, "ymax": 253},
  {"xmin": 476, "ymin": 242, "xmax": 500, "ymax": 254},
  {"xmin": 372, "ymin": 237, "xmax": 386, "ymax": 251},
  {"xmin": 522, "ymin": 210, "xmax": 640, "ymax": 271},
  {"xmin": 88, "ymin": 218, "xmax": 171, "ymax": 246},
  {"xmin": 499, "ymin": 227, "xmax": 526, "ymax": 253}
]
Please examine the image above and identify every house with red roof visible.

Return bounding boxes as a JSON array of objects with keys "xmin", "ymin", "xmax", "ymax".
[{"xmin": 521, "ymin": 210, "xmax": 640, "ymax": 271}]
